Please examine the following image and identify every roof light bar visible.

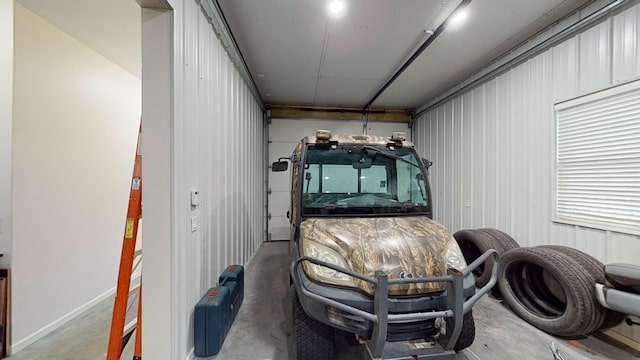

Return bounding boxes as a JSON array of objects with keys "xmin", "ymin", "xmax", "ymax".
[
  {"xmin": 391, "ymin": 132, "xmax": 406, "ymax": 141},
  {"xmin": 316, "ymin": 130, "xmax": 332, "ymax": 140}
]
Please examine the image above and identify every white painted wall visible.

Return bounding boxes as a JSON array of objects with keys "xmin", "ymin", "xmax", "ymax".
[
  {"xmin": 141, "ymin": 1, "xmax": 266, "ymax": 359},
  {"xmin": 12, "ymin": 4, "xmax": 141, "ymax": 351},
  {"xmin": 412, "ymin": 2, "xmax": 640, "ymax": 343},
  {"xmin": 140, "ymin": 6, "xmax": 173, "ymax": 360},
  {"xmin": 0, "ymin": 0, "xmax": 12, "ymax": 268}
]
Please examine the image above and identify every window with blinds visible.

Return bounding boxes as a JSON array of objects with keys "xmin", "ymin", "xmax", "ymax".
[{"xmin": 554, "ymin": 80, "xmax": 640, "ymax": 234}]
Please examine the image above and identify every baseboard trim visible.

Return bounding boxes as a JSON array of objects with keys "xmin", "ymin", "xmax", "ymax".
[{"xmin": 10, "ymin": 273, "xmax": 141, "ymax": 355}]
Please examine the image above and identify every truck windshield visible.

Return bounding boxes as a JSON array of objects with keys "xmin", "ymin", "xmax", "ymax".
[{"xmin": 302, "ymin": 144, "xmax": 429, "ymax": 216}]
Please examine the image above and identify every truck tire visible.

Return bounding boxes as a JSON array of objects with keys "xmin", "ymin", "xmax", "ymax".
[
  {"xmin": 292, "ymin": 288, "xmax": 335, "ymax": 360},
  {"xmin": 539, "ymin": 245, "xmax": 625, "ymax": 330},
  {"xmin": 498, "ymin": 247, "xmax": 599, "ymax": 337},
  {"xmin": 478, "ymin": 228, "xmax": 519, "ymax": 250},
  {"xmin": 454, "ymin": 230, "xmax": 502, "ymax": 288},
  {"xmin": 476, "ymin": 228, "xmax": 519, "ymax": 298},
  {"xmin": 453, "ymin": 311, "xmax": 475, "ymax": 351}
]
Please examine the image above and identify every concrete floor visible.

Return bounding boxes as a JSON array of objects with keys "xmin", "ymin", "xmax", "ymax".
[
  {"xmin": 7, "ymin": 293, "xmax": 136, "ymax": 360},
  {"xmin": 7, "ymin": 241, "xmax": 640, "ymax": 360}
]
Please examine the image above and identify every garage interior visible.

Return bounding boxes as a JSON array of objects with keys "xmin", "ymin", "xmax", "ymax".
[{"xmin": 1, "ymin": 0, "xmax": 640, "ymax": 359}]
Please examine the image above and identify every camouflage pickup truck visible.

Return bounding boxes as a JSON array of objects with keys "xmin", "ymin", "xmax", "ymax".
[{"xmin": 272, "ymin": 130, "xmax": 497, "ymax": 360}]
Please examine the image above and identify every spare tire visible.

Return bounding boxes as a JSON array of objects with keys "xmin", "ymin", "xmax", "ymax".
[
  {"xmin": 475, "ymin": 228, "xmax": 520, "ymax": 298},
  {"xmin": 453, "ymin": 230, "xmax": 502, "ymax": 287},
  {"xmin": 498, "ymin": 246, "xmax": 601, "ymax": 337},
  {"xmin": 539, "ymin": 245, "xmax": 625, "ymax": 330},
  {"xmin": 478, "ymin": 228, "xmax": 520, "ymax": 251}
]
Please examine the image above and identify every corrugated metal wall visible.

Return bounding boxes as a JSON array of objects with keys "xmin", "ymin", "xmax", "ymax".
[
  {"xmin": 170, "ymin": 1, "xmax": 266, "ymax": 358},
  {"xmin": 412, "ymin": 3, "xmax": 640, "ymax": 343}
]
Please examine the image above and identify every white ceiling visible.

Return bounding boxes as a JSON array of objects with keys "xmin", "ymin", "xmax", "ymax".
[
  {"xmin": 15, "ymin": 0, "xmax": 593, "ymax": 110},
  {"xmin": 17, "ymin": 0, "xmax": 141, "ymax": 79},
  {"xmin": 218, "ymin": 0, "xmax": 593, "ymax": 110}
]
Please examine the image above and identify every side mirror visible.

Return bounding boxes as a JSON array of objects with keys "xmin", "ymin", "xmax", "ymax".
[
  {"xmin": 272, "ymin": 161, "xmax": 289, "ymax": 172},
  {"xmin": 422, "ymin": 158, "xmax": 433, "ymax": 169}
]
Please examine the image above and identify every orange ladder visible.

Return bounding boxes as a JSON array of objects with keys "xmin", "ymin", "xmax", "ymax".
[{"xmin": 107, "ymin": 125, "xmax": 143, "ymax": 360}]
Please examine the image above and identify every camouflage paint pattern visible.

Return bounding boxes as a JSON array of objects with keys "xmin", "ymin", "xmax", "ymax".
[
  {"xmin": 289, "ymin": 141, "xmax": 303, "ymax": 255},
  {"xmin": 306, "ymin": 134, "xmax": 414, "ymax": 149},
  {"xmin": 291, "ymin": 141, "xmax": 302, "ymax": 223},
  {"xmin": 300, "ymin": 216, "xmax": 451, "ymax": 295}
]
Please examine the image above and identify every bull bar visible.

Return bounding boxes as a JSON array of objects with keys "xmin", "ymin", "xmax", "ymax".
[{"xmin": 291, "ymin": 249, "xmax": 499, "ymax": 359}]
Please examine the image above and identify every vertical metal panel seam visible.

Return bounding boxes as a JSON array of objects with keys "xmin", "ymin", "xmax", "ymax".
[
  {"xmin": 481, "ymin": 84, "xmax": 486, "ymax": 226},
  {"xmin": 609, "ymin": 11, "xmax": 615, "ymax": 86}
]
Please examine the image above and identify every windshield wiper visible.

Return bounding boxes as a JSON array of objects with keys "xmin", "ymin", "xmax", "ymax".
[{"xmin": 363, "ymin": 146, "xmax": 421, "ymax": 168}]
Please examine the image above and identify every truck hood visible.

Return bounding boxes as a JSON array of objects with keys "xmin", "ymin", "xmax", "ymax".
[{"xmin": 300, "ymin": 216, "xmax": 453, "ymax": 295}]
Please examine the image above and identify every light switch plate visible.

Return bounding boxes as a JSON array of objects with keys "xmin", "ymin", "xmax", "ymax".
[{"xmin": 191, "ymin": 216, "xmax": 198, "ymax": 232}]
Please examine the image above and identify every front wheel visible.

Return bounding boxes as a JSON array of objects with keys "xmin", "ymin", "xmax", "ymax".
[
  {"xmin": 453, "ymin": 311, "xmax": 475, "ymax": 351},
  {"xmin": 292, "ymin": 286, "xmax": 335, "ymax": 360}
]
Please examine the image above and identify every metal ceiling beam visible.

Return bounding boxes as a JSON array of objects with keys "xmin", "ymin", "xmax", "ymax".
[
  {"xmin": 362, "ymin": 0, "xmax": 472, "ymax": 112},
  {"xmin": 270, "ymin": 105, "xmax": 410, "ymax": 123},
  {"xmin": 412, "ymin": 0, "xmax": 628, "ymax": 119}
]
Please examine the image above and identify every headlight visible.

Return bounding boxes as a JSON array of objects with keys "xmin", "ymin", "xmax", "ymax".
[
  {"xmin": 302, "ymin": 241, "xmax": 355, "ymax": 287},
  {"xmin": 444, "ymin": 238, "xmax": 467, "ymax": 271}
]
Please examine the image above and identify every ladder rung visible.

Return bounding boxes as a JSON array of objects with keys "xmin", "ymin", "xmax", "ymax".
[
  {"xmin": 132, "ymin": 257, "xmax": 142, "ymax": 273},
  {"xmin": 123, "ymin": 318, "xmax": 138, "ymax": 336},
  {"xmin": 129, "ymin": 283, "xmax": 141, "ymax": 295}
]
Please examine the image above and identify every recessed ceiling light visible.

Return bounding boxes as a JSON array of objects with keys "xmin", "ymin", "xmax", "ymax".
[
  {"xmin": 257, "ymin": 74, "xmax": 265, "ymax": 78},
  {"xmin": 265, "ymin": 93, "xmax": 272, "ymax": 97},
  {"xmin": 450, "ymin": 9, "xmax": 468, "ymax": 24},
  {"xmin": 328, "ymin": 1, "xmax": 346, "ymax": 17}
]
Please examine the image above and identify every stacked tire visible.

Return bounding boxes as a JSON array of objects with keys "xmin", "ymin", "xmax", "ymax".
[
  {"xmin": 498, "ymin": 245, "xmax": 626, "ymax": 337},
  {"xmin": 454, "ymin": 228, "xmax": 625, "ymax": 337},
  {"xmin": 453, "ymin": 228, "xmax": 519, "ymax": 296}
]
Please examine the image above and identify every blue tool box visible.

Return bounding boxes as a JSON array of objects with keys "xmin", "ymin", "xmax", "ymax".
[
  {"xmin": 193, "ymin": 286, "xmax": 231, "ymax": 357},
  {"xmin": 219, "ymin": 265, "xmax": 244, "ymax": 319},
  {"xmin": 193, "ymin": 265, "xmax": 245, "ymax": 357}
]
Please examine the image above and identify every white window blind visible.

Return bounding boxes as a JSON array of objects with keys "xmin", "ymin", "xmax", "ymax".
[{"xmin": 555, "ymin": 80, "xmax": 640, "ymax": 234}]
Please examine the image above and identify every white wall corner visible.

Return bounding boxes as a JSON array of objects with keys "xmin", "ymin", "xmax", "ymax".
[
  {"xmin": 141, "ymin": 6, "xmax": 175, "ymax": 360},
  {"xmin": 0, "ymin": 0, "xmax": 14, "ymax": 268}
]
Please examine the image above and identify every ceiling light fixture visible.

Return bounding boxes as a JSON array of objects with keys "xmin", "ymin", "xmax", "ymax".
[
  {"xmin": 450, "ymin": 9, "xmax": 468, "ymax": 24},
  {"xmin": 328, "ymin": 0, "xmax": 346, "ymax": 17}
]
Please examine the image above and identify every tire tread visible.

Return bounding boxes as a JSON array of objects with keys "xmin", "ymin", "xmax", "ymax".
[
  {"xmin": 293, "ymin": 289, "xmax": 335, "ymax": 360},
  {"xmin": 499, "ymin": 247, "xmax": 597, "ymax": 337}
]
